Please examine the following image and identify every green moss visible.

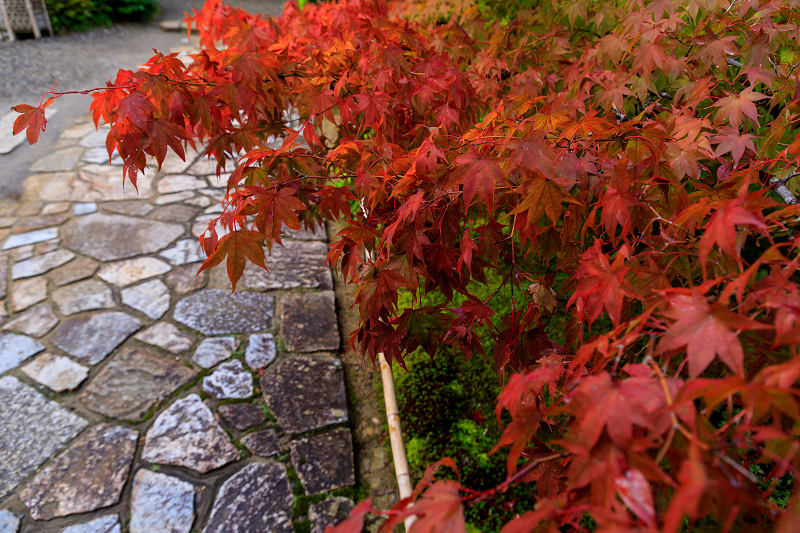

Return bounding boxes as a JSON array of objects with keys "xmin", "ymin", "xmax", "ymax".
[
  {"xmin": 294, "ymin": 519, "xmax": 311, "ymax": 533},
  {"xmin": 256, "ymin": 402, "xmax": 277, "ymax": 422}
]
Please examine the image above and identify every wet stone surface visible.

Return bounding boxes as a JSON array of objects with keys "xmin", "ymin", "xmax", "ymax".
[
  {"xmin": 240, "ymin": 241, "xmax": 332, "ymax": 290},
  {"xmin": 50, "ymin": 312, "xmax": 142, "ymax": 364},
  {"xmin": 63, "ymin": 213, "xmax": 183, "ymax": 262},
  {"xmin": 280, "ymin": 291, "xmax": 340, "ymax": 352},
  {"xmin": 20, "ymin": 423, "xmax": 137, "ymax": 520},
  {"xmin": 290, "ymin": 428, "xmax": 355, "ymax": 496},
  {"xmin": 262, "ymin": 357, "xmax": 348, "ymax": 433},
  {"xmin": 309, "ymin": 497, "xmax": 355, "ymax": 533},
  {"xmin": 203, "ymin": 462, "xmax": 294, "ymax": 533},
  {"xmin": 241, "ymin": 429, "xmax": 280, "ymax": 457},
  {"xmin": 218, "ymin": 403, "xmax": 265, "ymax": 430},
  {"xmin": 129, "ymin": 470, "xmax": 195, "ymax": 533},
  {"xmin": 0, "ymin": 376, "xmax": 88, "ymax": 499},
  {"xmin": 79, "ymin": 346, "xmax": 196, "ymax": 421},
  {"xmin": 174, "ymin": 289, "xmax": 274, "ymax": 335}
]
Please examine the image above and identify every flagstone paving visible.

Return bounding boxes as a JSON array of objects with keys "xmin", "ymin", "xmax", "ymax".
[{"xmin": 0, "ymin": 118, "xmax": 360, "ymax": 533}]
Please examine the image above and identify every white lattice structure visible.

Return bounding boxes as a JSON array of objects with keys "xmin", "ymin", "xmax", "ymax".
[{"xmin": 0, "ymin": 0, "xmax": 53, "ymax": 41}]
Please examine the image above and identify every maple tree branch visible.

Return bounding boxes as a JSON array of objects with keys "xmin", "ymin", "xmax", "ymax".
[
  {"xmin": 770, "ymin": 176, "xmax": 799, "ymax": 205},
  {"xmin": 465, "ymin": 451, "xmax": 571, "ymax": 505}
]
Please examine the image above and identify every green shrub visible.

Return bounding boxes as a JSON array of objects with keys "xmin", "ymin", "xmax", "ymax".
[{"xmin": 45, "ymin": 0, "xmax": 158, "ymax": 33}]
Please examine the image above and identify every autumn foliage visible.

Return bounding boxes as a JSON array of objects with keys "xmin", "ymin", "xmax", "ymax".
[{"xmin": 13, "ymin": 0, "xmax": 800, "ymax": 530}]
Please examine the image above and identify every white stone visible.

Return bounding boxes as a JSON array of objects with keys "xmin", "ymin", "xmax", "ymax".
[
  {"xmin": 159, "ymin": 239, "xmax": 205, "ymax": 265},
  {"xmin": 73, "ymin": 203, "xmax": 98, "ymax": 215},
  {"xmin": 202, "ymin": 360, "xmax": 253, "ymax": 399},
  {"xmin": 185, "ymin": 196, "xmax": 212, "ymax": 207},
  {"xmin": 2, "ymin": 304, "xmax": 59, "ymax": 337},
  {"xmin": 10, "ymin": 277, "xmax": 47, "ymax": 312},
  {"xmin": 245, "ymin": 333, "xmax": 276, "ymax": 369},
  {"xmin": 21, "ymin": 353, "xmax": 89, "ymax": 392},
  {"xmin": 191, "ymin": 337, "xmax": 239, "ymax": 368},
  {"xmin": 80, "ymin": 129, "xmax": 111, "ymax": 148},
  {"xmin": 3, "ymin": 228, "xmax": 59, "ymax": 250},
  {"xmin": 130, "ymin": 470, "xmax": 194, "ymax": 533},
  {"xmin": 122, "ymin": 280, "xmax": 170, "ymax": 320},
  {"xmin": 52, "ymin": 280, "xmax": 114, "ymax": 316},
  {"xmin": 204, "ymin": 204, "xmax": 223, "ymax": 214},
  {"xmin": 60, "ymin": 514, "xmax": 120, "ymax": 533},
  {"xmin": 12, "ymin": 249, "xmax": 75, "ymax": 279},
  {"xmin": 98, "ymin": 257, "xmax": 172, "ymax": 287},
  {"xmin": 153, "ymin": 192, "xmax": 195, "ymax": 205},
  {"xmin": 29, "ymin": 147, "xmax": 84, "ymax": 173},
  {"xmin": 157, "ymin": 174, "xmax": 208, "ymax": 194},
  {"xmin": 0, "ymin": 509, "xmax": 20, "ymax": 533},
  {"xmin": 0, "ymin": 333, "xmax": 49, "ymax": 373},
  {"xmin": 42, "ymin": 203, "xmax": 70, "ymax": 214},
  {"xmin": 135, "ymin": 323, "xmax": 195, "ymax": 354}
]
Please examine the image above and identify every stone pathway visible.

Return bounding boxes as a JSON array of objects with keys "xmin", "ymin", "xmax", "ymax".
[{"xmin": 0, "ymin": 118, "xmax": 366, "ymax": 532}]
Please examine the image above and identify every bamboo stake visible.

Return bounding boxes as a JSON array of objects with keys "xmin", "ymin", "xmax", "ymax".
[{"xmin": 379, "ymin": 351, "xmax": 417, "ymax": 531}]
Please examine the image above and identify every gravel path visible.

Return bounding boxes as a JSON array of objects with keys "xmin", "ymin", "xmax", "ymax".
[{"xmin": 0, "ymin": 0, "xmax": 284, "ymax": 199}]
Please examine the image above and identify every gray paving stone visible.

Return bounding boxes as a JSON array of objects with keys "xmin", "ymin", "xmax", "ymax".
[
  {"xmin": 134, "ymin": 322, "xmax": 195, "ymax": 354},
  {"xmin": 142, "ymin": 394, "xmax": 239, "ymax": 473},
  {"xmin": 73, "ymin": 202, "xmax": 98, "ymax": 216},
  {"xmin": 79, "ymin": 345, "xmax": 196, "ymax": 420},
  {"xmin": 0, "ymin": 376, "xmax": 89, "ymax": 499},
  {"xmin": 98, "ymin": 257, "xmax": 172, "ymax": 287},
  {"xmin": 262, "ymin": 357, "xmax": 347, "ymax": 434},
  {"xmin": 157, "ymin": 174, "xmax": 208, "ymax": 194},
  {"xmin": 2, "ymin": 227, "xmax": 59, "ymax": 250},
  {"xmin": 11, "ymin": 249, "xmax": 75, "ymax": 279},
  {"xmin": 102, "ymin": 201, "xmax": 154, "ymax": 217},
  {"xmin": 50, "ymin": 312, "xmax": 142, "ymax": 364},
  {"xmin": 0, "ymin": 509, "xmax": 20, "ymax": 533},
  {"xmin": 10, "ymin": 276, "xmax": 47, "ymax": 312},
  {"xmin": 174, "ymin": 289, "xmax": 274, "ymax": 335},
  {"xmin": 12, "ymin": 214, "xmax": 69, "ymax": 233},
  {"xmin": 80, "ymin": 130, "xmax": 110, "ymax": 148},
  {"xmin": 29, "ymin": 147, "xmax": 84, "ymax": 173},
  {"xmin": 280, "ymin": 291, "xmax": 340, "ymax": 352},
  {"xmin": 165, "ymin": 263, "xmax": 208, "ymax": 294},
  {"xmin": 153, "ymin": 192, "xmax": 194, "ymax": 205},
  {"xmin": 60, "ymin": 514, "xmax": 121, "ymax": 533},
  {"xmin": 245, "ymin": 333, "xmax": 276, "ymax": 369},
  {"xmin": 241, "ymin": 241, "xmax": 332, "ymax": 291},
  {"xmin": 49, "ymin": 256, "xmax": 100, "ymax": 286},
  {"xmin": 203, "ymin": 463, "xmax": 293, "ymax": 533},
  {"xmin": 241, "ymin": 429, "xmax": 280, "ymax": 457},
  {"xmin": 20, "ymin": 423, "xmax": 137, "ymax": 520},
  {"xmin": 202, "ymin": 360, "xmax": 253, "ymax": 399},
  {"xmin": 218, "ymin": 403, "xmax": 264, "ymax": 430},
  {"xmin": 52, "ymin": 280, "xmax": 115, "ymax": 316},
  {"xmin": 0, "ymin": 333, "xmax": 45, "ymax": 373},
  {"xmin": 191, "ymin": 336, "xmax": 239, "ymax": 368},
  {"xmin": 290, "ymin": 428, "xmax": 355, "ymax": 495},
  {"xmin": 150, "ymin": 204, "xmax": 199, "ymax": 223},
  {"xmin": 24, "ymin": 166, "xmax": 154, "ymax": 202},
  {"xmin": 159, "ymin": 239, "xmax": 204, "ymax": 266},
  {"xmin": 63, "ymin": 213, "xmax": 183, "ymax": 262},
  {"xmin": 2, "ymin": 304, "xmax": 58, "ymax": 337},
  {"xmin": 21, "ymin": 353, "xmax": 89, "ymax": 392},
  {"xmin": 0, "ymin": 252, "xmax": 7, "ymax": 299},
  {"xmin": 122, "ymin": 279, "xmax": 171, "ymax": 319},
  {"xmin": 158, "ymin": 150, "xmax": 194, "ymax": 174},
  {"xmin": 130, "ymin": 470, "xmax": 195, "ymax": 533},
  {"xmin": 188, "ymin": 196, "xmax": 212, "ymax": 207},
  {"xmin": 309, "ymin": 497, "xmax": 355, "ymax": 533}
]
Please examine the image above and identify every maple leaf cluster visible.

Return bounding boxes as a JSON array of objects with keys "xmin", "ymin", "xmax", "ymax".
[{"xmin": 13, "ymin": 0, "xmax": 800, "ymax": 530}]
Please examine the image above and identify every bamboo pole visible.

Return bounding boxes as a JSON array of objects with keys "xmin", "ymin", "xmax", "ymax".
[{"xmin": 379, "ymin": 351, "xmax": 417, "ymax": 531}]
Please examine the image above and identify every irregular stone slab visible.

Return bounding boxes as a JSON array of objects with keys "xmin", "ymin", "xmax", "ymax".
[
  {"xmin": 22, "ymin": 353, "xmax": 89, "ymax": 392},
  {"xmin": 245, "ymin": 333, "xmax": 276, "ymax": 369},
  {"xmin": 51, "ymin": 312, "xmax": 142, "ymax": 364},
  {"xmin": 174, "ymin": 289, "xmax": 274, "ymax": 335},
  {"xmin": 135, "ymin": 322, "xmax": 195, "ymax": 354},
  {"xmin": 159, "ymin": 239, "xmax": 204, "ymax": 266},
  {"xmin": 61, "ymin": 121, "xmax": 96, "ymax": 139},
  {"xmin": 0, "ymin": 509, "xmax": 20, "ymax": 533},
  {"xmin": 49, "ymin": 256, "xmax": 100, "ymax": 286},
  {"xmin": 10, "ymin": 245, "xmax": 33, "ymax": 261},
  {"xmin": 309, "ymin": 497, "xmax": 355, "ymax": 533},
  {"xmin": 61, "ymin": 514, "xmax": 121, "ymax": 533},
  {"xmin": 187, "ymin": 157, "xmax": 220, "ymax": 176},
  {"xmin": 29, "ymin": 147, "xmax": 85, "ymax": 172},
  {"xmin": 83, "ymin": 146, "xmax": 116, "ymax": 164},
  {"xmin": 2, "ymin": 304, "xmax": 59, "ymax": 337},
  {"xmin": 0, "ymin": 252, "xmax": 7, "ymax": 299},
  {"xmin": 290, "ymin": 429, "xmax": 355, "ymax": 495},
  {"xmin": 130, "ymin": 470, "xmax": 195, "ymax": 533},
  {"xmin": 0, "ymin": 217, "xmax": 16, "ymax": 228},
  {"xmin": 0, "ymin": 376, "xmax": 89, "ymax": 499},
  {"xmin": 157, "ymin": 174, "xmax": 208, "ymax": 194},
  {"xmin": 218, "ymin": 403, "xmax": 265, "ymax": 430},
  {"xmin": 165, "ymin": 263, "xmax": 207, "ymax": 294},
  {"xmin": 158, "ymin": 150, "xmax": 194, "ymax": 174},
  {"xmin": 42, "ymin": 202, "xmax": 70, "ymax": 215},
  {"xmin": 80, "ymin": 129, "xmax": 111, "ymax": 147},
  {"xmin": 52, "ymin": 280, "xmax": 115, "ymax": 316},
  {"xmin": 262, "ymin": 357, "xmax": 347, "ymax": 433},
  {"xmin": 13, "ymin": 202, "xmax": 43, "ymax": 216},
  {"xmin": 79, "ymin": 345, "xmax": 196, "ymax": 420},
  {"xmin": 10, "ymin": 276, "xmax": 47, "ymax": 312},
  {"xmin": 63, "ymin": 214, "xmax": 183, "ymax": 262},
  {"xmin": 203, "ymin": 463, "xmax": 293, "ymax": 533},
  {"xmin": 188, "ymin": 196, "xmax": 212, "ymax": 208},
  {"xmin": 74, "ymin": 202, "xmax": 98, "ymax": 216},
  {"xmin": 12, "ymin": 249, "xmax": 75, "ymax": 279},
  {"xmin": 103, "ymin": 200, "xmax": 154, "ymax": 217},
  {"xmin": 11, "ymin": 214, "xmax": 69, "ymax": 233},
  {"xmin": 98, "ymin": 257, "xmax": 171, "ymax": 287},
  {"xmin": 24, "ymin": 165, "xmax": 154, "ymax": 202},
  {"xmin": 153, "ymin": 192, "xmax": 194, "ymax": 205},
  {"xmin": 191, "ymin": 336, "xmax": 239, "ymax": 368},
  {"xmin": 142, "ymin": 394, "xmax": 239, "ymax": 473},
  {"xmin": 36, "ymin": 239, "xmax": 60, "ymax": 254},
  {"xmin": 0, "ymin": 332, "xmax": 45, "ymax": 372},
  {"xmin": 4, "ymin": 304, "xmax": 56, "ymax": 336},
  {"xmin": 241, "ymin": 429, "xmax": 280, "ymax": 457},
  {"xmin": 121, "ymin": 279, "xmax": 170, "ymax": 319},
  {"xmin": 150, "ymin": 204, "xmax": 199, "ymax": 223},
  {"xmin": 240, "ymin": 241, "xmax": 331, "ymax": 291},
  {"xmin": 281, "ymin": 291, "xmax": 340, "ymax": 352},
  {"xmin": 3, "ymin": 227, "xmax": 59, "ymax": 250},
  {"xmin": 20, "ymin": 423, "xmax": 138, "ymax": 520},
  {"xmin": 203, "ymin": 360, "xmax": 253, "ymax": 399}
]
